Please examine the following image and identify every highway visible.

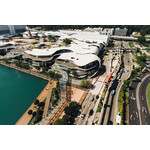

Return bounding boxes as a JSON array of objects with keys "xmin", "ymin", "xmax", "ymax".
[
  {"xmin": 100, "ymin": 52, "xmax": 132, "ymax": 125},
  {"xmin": 109, "ymin": 52, "xmax": 132, "ymax": 124},
  {"xmin": 100, "ymin": 76, "xmax": 120, "ymax": 125},
  {"xmin": 129, "ymin": 72, "xmax": 150, "ymax": 125}
]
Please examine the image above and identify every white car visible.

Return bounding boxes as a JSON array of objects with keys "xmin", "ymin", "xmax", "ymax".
[{"xmin": 81, "ymin": 114, "xmax": 86, "ymax": 119}]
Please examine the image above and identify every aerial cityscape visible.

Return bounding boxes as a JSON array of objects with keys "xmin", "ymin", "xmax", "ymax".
[{"xmin": 0, "ymin": 25, "xmax": 150, "ymax": 125}]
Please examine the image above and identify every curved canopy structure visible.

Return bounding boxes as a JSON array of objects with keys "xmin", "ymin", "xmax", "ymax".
[{"xmin": 57, "ymin": 52, "xmax": 101, "ymax": 68}]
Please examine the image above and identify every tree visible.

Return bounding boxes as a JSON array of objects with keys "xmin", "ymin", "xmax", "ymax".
[
  {"xmin": 63, "ymin": 38, "xmax": 72, "ymax": 45},
  {"xmin": 39, "ymin": 62, "xmax": 45, "ymax": 68},
  {"xmin": 32, "ymin": 112, "xmax": 36, "ymax": 117},
  {"xmin": 54, "ymin": 73, "xmax": 62, "ymax": 80},
  {"xmin": 62, "ymin": 115, "xmax": 70, "ymax": 125},
  {"xmin": 28, "ymin": 110, "xmax": 33, "ymax": 115},
  {"xmin": 80, "ymin": 79, "xmax": 92, "ymax": 88},
  {"xmin": 65, "ymin": 102, "xmax": 80, "ymax": 118},
  {"xmin": 137, "ymin": 36, "xmax": 146, "ymax": 43},
  {"xmin": 56, "ymin": 81, "xmax": 60, "ymax": 92},
  {"xmin": 38, "ymin": 102, "xmax": 45, "ymax": 107},
  {"xmin": 53, "ymin": 88, "xmax": 58, "ymax": 95},
  {"xmin": 54, "ymin": 119, "xmax": 64, "ymax": 125},
  {"xmin": 48, "ymin": 71, "xmax": 55, "ymax": 78},
  {"xmin": 66, "ymin": 69, "xmax": 70, "ymax": 75},
  {"xmin": 87, "ymin": 71, "xmax": 93, "ymax": 76},
  {"xmin": 34, "ymin": 99, "xmax": 39, "ymax": 105},
  {"xmin": 72, "ymin": 70, "xmax": 77, "ymax": 77},
  {"xmin": 2, "ymin": 58, "xmax": 11, "ymax": 63}
]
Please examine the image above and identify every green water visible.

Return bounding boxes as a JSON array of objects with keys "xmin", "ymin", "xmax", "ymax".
[{"xmin": 0, "ymin": 64, "xmax": 47, "ymax": 125}]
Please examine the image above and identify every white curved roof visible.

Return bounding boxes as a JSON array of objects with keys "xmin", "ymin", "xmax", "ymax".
[
  {"xmin": 57, "ymin": 52, "xmax": 101, "ymax": 67},
  {"xmin": 44, "ymin": 30, "xmax": 109, "ymax": 45},
  {"xmin": 25, "ymin": 42, "xmax": 99, "ymax": 57},
  {"xmin": 0, "ymin": 41, "xmax": 16, "ymax": 47}
]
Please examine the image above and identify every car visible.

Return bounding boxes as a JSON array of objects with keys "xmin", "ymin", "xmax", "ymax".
[
  {"xmin": 91, "ymin": 97, "xmax": 94, "ymax": 101},
  {"xmin": 118, "ymin": 79, "xmax": 121, "ymax": 82},
  {"xmin": 81, "ymin": 114, "xmax": 86, "ymax": 119},
  {"xmin": 127, "ymin": 70, "xmax": 129, "ymax": 72},
  {"xmin": 111, "ymin": 90, "xmax": 115, "ymax": 95},
  {"xmin": 89, "ymin": 109, "xmax": 94, "ymax": 116},
  {"xmin": 96, "ymin": 95, "xmax": 99, "ymax": 99}
]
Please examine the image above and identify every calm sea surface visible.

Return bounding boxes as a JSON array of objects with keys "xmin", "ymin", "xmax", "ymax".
[{"xmin": 0, "ymin": 64, "xmax": 47, "ymax": 125}]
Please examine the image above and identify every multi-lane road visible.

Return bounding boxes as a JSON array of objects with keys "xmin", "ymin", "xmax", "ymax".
[
  {"xmin": 100, "ymin": 52, "xmax": 132, "ymax": 125},
  {"xmin": 129, "ymin": 72, "xmax": 150, "ymax": 125}
]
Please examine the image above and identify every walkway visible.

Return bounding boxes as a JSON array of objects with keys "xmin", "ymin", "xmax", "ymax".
[{"xmin": 43, "ymin": 80, "xmax": 56, "ymax": 118}]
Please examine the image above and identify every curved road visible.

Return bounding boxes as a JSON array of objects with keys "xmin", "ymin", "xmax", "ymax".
[{"xmin": 129, "ymin": 71, "xmax": 150, "ymax": 125}]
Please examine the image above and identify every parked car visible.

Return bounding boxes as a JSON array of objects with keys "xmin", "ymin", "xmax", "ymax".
[
  {"xmin": 96, "ymin": 95, "xmax": 99, "ymax": 99},
  {"xmin": 81, "ymin": 114, "xmax": 86, "ymax": 119},
  {"xmin": 91, "ymin": 97, "xmax": 94, "ymax": 101}
]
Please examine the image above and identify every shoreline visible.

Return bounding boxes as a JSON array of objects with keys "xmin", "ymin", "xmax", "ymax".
[
  {"xmin": 0, "ymin": 61, "xmax": 51, "ymax": 125},
  {"xmin": 16, "ymin": 83, "xmax": 49, "ymax": 125},
  {"xmin": 0, "ymin": 61, "xmax": 49, "ymax": 81}
]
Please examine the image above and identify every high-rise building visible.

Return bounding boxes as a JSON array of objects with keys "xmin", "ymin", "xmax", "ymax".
[{"xmin": 0, "ymin": 25, "xmax": 26, "ymax": 35}]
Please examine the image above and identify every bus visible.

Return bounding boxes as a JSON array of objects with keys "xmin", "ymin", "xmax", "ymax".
[{"xmin": 105, "ymin": 72, "xmax": 113, "ymax": 85}]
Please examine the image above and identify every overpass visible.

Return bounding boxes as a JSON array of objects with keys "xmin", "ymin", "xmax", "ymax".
[
  {"xmin": 105, "ymin": 47, "xmax": 137, "ymax": 51},
  {"xmin": 110, "ymin": 35, "xmax": 150, "ymax": 42}
]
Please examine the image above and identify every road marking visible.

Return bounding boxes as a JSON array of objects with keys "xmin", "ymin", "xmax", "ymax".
[
  {"xmin": 136, "ymin": 112, "xmax": 138, "ymax": 118},
  {"xmin": 142, "ymin": 96, "xmax": 144, "ymax": 100},
  {"xmin": 130, "ymin": 114, "xmax": 132, "ymax": 120},
  {"xmin": 135, "ymin": 74, "xmax": 150, "ymax": 125},
  {"xmin": 142, "ymin": 107, "xmax": 148, "ymax": 114}
]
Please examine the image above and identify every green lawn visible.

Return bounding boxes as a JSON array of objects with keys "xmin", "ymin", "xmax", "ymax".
[{"xmin": 147, "ymin": 83, "xmax": 150, "ymax": 108}]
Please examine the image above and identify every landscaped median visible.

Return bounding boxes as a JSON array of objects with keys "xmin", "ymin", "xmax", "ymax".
[
  {"xmin": 147, "ymin": 83, "xmax": 150, "ymax": 108},
  {"xmin": 118, "ymin": 67, "xmax": 145, "ymax": 125}
]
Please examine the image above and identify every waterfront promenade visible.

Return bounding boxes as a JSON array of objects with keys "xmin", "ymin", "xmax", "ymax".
[
  {"xmin": 16, "ymin": 82, "xmax": 49, "ymax": 125},
  {"xmin": 0, "ymin": 61, "xmax": 52, "ymax": 125},
  {"xmin": 0, "ymin": 61, "xmax": 49, "ymax": 81}
]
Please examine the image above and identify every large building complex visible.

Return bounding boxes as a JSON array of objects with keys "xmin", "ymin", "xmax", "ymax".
[{"xmin": 24, "ymin": 30, "xmax": 109, "ymax": 78}]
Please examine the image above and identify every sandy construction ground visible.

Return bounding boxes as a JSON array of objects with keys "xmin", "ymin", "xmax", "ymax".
[{"xmin": 71, "ymin": 87, "xmax": 87, "ymax": 104}]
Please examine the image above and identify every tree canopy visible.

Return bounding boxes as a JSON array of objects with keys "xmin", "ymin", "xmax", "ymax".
[{"xmin": 27, "ymin": 25, "xmax": 150, "ymax": 35}]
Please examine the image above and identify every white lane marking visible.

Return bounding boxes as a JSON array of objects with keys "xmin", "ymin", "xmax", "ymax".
[
  {"xmin": 142, "ymin": 96, "xmax": 144, "ymax": 100},
  {"xmin": 136, "ymin": 74, "xmax": 150, "ymax": 125},
  {"xmin": 136, "ymin": 112, "xmax": 138, "ymax": 118},
  {"xmin": 142, "ymin": 107, "xmax": 147, "ymax": 114},
  {"xmin": 131, "ymin": 93, "xmax": 135, "ymax": 100},
  {"xmin": 130, "ymin": 114, "xmax": 132, "ymax": 120}
]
